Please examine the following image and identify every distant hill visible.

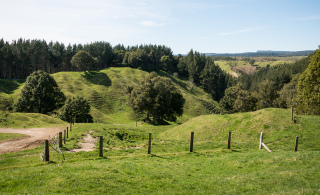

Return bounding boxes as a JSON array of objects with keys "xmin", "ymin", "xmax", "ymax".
[
  {"xmin": 204, "ymin": 50, "xmax": 314, "ymax": 57},
  {"xmin": 0, "ymin": 67, "xmax": 218, "ymax": 124}
]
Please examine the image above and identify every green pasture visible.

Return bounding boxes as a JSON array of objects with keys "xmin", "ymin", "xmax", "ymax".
[{"xmin": 1, "ymin": 108, "xmax": 320, "ymax": 194}]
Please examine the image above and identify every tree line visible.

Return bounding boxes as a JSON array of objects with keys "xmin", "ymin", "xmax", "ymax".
[
  {"xmin": 221, "ymin": 49, "xmax": 319, "ymax": 115},
  {"xmin": 0, "ymin": 38, "xmax": 231, "ymax": 102}
]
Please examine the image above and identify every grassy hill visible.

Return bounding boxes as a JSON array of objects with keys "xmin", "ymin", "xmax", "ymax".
[
  {"xmin": 1, "ymin": 108, "xmax": 320, "ymax": 194},
  {"xmin": 0, "ymin": 67, "xmax": 217, "ymax": 124},
  {"xmin": 161, "ymin": 108, "xmax": 320, "ymax": 151},
  {"xmin": 215, "ymin": 56, "xmax": 302, "ymax": 77}
]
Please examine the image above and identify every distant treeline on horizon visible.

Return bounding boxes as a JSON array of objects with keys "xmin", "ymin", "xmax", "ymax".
[{"xmin": 204, "ymin": 50, "xmax": 314, "ymax": 57}]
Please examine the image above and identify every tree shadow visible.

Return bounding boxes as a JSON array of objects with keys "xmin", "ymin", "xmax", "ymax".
[
  {"xmin": 82, "ymin": 71, "xmax": 112, "ymax": 86},
  {"xmin": 157, "ymin": 71, "xmax": 189, "ymax": 91},
  {"xmin": 0, "ymin": 79, "xmax": 24, "ymax": 94}
]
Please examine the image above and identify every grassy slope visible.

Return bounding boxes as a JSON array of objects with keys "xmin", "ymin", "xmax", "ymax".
[
  {"xmin": 1, "ymin": 67, "xmax": 319, "ymax": 194},
  {"xmin": 0, "ymin": 67, "xmax": 215, "ymax": 125},
  {"xmin": 0, "ymin": 112, "xmax": 67, "ymax": 128},
  {"xmin": 215, "ymin": 59, "xmax": 297, "ymax": 76},
  {"xmin": 161, "ymin": 108, "xmax": 320, "ymax": 151},
  {"xmin": 0, "ymin": 109, "xmax": 320, "ymax": 194}
]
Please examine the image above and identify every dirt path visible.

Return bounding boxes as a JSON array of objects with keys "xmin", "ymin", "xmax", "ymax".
[
  {"xmin": 0, "ymin": 128, "xmax": 63, "ymax": 154},
  {"xmin": 68, "ymin": 134, "xmax": 96, "ymax": 152}
]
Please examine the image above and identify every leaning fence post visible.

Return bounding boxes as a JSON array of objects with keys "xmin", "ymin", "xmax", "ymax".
[
  {"xmin": 64, "ymin": 130, "xmax": 66, "ymax": 144},
  {"xmin": 259, "ymin": 132, "xmax": 263, "ymax": 150},
  {"xmin": 59, "ymin": 132, "xmax": 63, "ymax": 147},
  {"xmin": 99, "ymin": 136, "xmax": 103, "ymax": 157},
  {"xmin": 67, "ymin": 127, "xmax": 69, "ymax": 138},
  {"xmin": 294, "ymin": 136, "xmax": 299, "ymax": 152},
  {"xmin": 148, "ymin": 133, "xmax": 152, "ymax": 154},
  {"xmin": 190, "ymin": 132, "xmax": 194, "ymax": 152},
  {"xmin": 45, "ymin": 140, "xmax": 49, "ymax": 162},
  {"xmin": 227, "ymin": 131, "xmax": 232, "ymax": 150}
]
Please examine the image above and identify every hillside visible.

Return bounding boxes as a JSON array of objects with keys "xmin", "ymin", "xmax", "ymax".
[
  {"xmin": 161, "ymin": 108, "xmax": 320, "ymax": 151},
  {"xmin": 0, "ymin": 67, "xmax": 217, "ymax": 124},
  {"xmin": 1, "ymin": 108, "xmax": 320, "ymax": 194}
]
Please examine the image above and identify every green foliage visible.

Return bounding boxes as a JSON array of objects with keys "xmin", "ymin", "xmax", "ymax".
[
  {"xmin": 274, "ymin": 73, "xmax": 300, "ymax": 108},
  {"xmin": 255, "ymin": 80, "xmax": 279, "ymax": 109},
  {"xmin": 200, "ymin": 58, "xmax": 229, "ymax": 101},
  {"xmin": 220, "ymin": 83, "xmax": 256, "ymax": 113},
  {"xmin": 70, "ymin": 50, "xmax": 95, "ymax": 73},
  {"xmin": 238, "ymin": 56, "xmax": 310, "ymax": 91},
  {"xmin": 13, "ymin": 70, "xmax": 65, "ymax": 114},
  {"xmin": 297, "ymin": 49, "xmax": 320, "ymax": 115},
  {"xmin": 59, "ymin": 96, "xmax": 93, "ymax": 123},
  {"xmin": 128, "ymin": 72, "xmax": 185, "ymax": 122}
]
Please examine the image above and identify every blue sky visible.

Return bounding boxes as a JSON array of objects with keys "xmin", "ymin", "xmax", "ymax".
[{"xmin": 0, "ymin": 0, "xmax": 319, "ymax": 54}]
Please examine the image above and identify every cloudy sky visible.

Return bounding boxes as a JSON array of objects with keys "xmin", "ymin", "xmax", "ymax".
[{"xmin": 0, "ymin": 0, "xmax": 319, "ymax": 54}]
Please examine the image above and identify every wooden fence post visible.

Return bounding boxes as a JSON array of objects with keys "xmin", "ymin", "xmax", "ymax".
[
  {"xmin": 259, "ymin": 132, "xmax": 263, "ymax": 150},
  {"xmin": 227, "ymin": 131, "xmax": 231, "ymax": 150},
  {"xmin": 99, "ymin": 136, "xmax": 103, "ymax": 157},
  {"xmin": 70, "ymin": 122, "xmax": 72, "ymax": 132},
  {"xmin": 45, "ymin": 140, "xmax": 49, "ymax": 162},
  {"xmin": 148, "ymin": 133, "xmax": 152, "ymax": 154},
  {"xmin": 67, "ymin": 127, "xmax": 68, "ymax": 138},
  {"xmin": 190, "ymin": 132, "xmax": 194, "ymax": 152},
  {"xmin": 294, "ymin": 136, "xmax": 299, "ymax": 152},
  {"xmin": 59, "ymin": 132, "xmax": 63, "ymax": 147},
  {"xmin": 64, "ymin": 130, "xmax": 66, "ymax": 144}
]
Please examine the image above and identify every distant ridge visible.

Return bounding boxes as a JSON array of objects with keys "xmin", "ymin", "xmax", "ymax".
[{"xmin": 203, "ymin": 50, "xmax": 314, "ymax": 57}]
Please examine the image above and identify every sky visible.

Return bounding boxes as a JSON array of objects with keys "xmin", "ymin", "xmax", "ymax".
[{"xmin": 0, "ymin": 0, "xmax": 319, "ymax": 54}]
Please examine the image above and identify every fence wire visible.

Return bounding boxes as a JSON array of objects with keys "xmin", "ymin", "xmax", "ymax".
[{"xmin": 40, "ymin": 133, "xmax": 65, "ymax": 162}]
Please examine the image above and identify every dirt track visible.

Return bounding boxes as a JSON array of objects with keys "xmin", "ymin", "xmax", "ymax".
[{"xmin": 0, "ymin": 128, "xmax": 63, "ymax": 154}]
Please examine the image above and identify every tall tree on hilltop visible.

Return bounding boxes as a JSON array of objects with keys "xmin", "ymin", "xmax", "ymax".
[{"xmin": 70, "ymin": 50, "xmax": 95, "ymax": 74}]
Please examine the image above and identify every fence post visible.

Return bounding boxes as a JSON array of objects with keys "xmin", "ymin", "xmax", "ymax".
[
  {"xmin": 190, "ymin": 132, "xmax": 194, "ymax": 152},
  {"xmin": 45, "ymin": 140, "xmax": 49, "ymax": 162},
  {"xmin": 294, "ymin": 136, "xmax": 299, "ymax": 152},
  {"xmin": 70, "ymin": 122, "xmax": 72, "ymax": 132},
  {"xmin": 227, "ymin": 131, "xmax": 231, "ymax": 150},
  {"xmin": 148, "ymin": 133, "xmax": 152, "ymax": 154},
  {"xmin": 99, "ymin": 136, "xmax": 103, "ymax": 157},
  {"xmin": 67, "ymin": 127, "xmax": 68, "ymax": 138},
  {"xmin": 59, "ymin": 132, "xmax": 63, "ymax": 147},
  {"xmin": 259, "ymin": 132, "xmax": 263, "ymax": 150},
  {"xmin": 64, "ymin": 130, "xmax": 66, "ymax": 144}
]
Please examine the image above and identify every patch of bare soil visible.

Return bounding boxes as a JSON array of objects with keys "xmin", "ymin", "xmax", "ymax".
[
  {"xmin": 68, "ymin": 134, "xmax": 97, "ymax": 152},
  {"xmin": 0, "ymin": 128, "xmax": 63, "ymax": 154},
  {"xmin": 233, "ymin": 65, "xmax": 257, "ymax": 75}
]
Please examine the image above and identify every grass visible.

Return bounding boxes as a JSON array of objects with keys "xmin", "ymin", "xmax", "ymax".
[
  {"xmin": 162, "ymin": 108, "xmax": 320, "ymax": 151},
  {"xmin": 1, "ymin": 109, "xmax": 320, "ymax": 194},
  {"xmin": 0, "ymin": 133, "xmax": 29, "ymax": 142},
  {"xmin": 0, "ymin": 111, "xmax": 67, "ymax": 128},
  {"xmin": 215, "ymin": 57, "xmax": 301, "ymax": 76},
  {"xmin": 0, "ymin": 67, "xmax": 217, "ymax": 124}
]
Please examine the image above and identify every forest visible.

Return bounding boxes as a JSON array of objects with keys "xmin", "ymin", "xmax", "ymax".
[{"xmin": 0, "ymin": 38, "xmax": 319, "ymax": 115}]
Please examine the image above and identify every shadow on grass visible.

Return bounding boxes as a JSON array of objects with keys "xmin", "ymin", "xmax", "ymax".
[
  {"xmin": 0, "ymin": 79, "xmax": 24, "ymax": 94},
  {"xmin": 157, "ymin": 71, "xmax": 189, "ymax": 92},
  {"xmin": 149, "ymin": 154, "xmax": 168, "ymax": 159},
  {"xmin": 82, "ymin": 71, "xmax": 112, "ymax": 86}
]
